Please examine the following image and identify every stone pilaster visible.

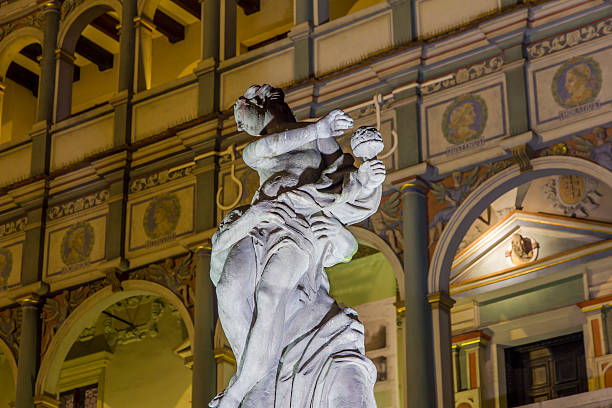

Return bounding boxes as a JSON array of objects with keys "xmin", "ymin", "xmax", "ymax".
[
  {"xmin": 31, "ymin": 0, "xmax": 60, "ymax": 176},
  {"xmin": 452, "ymin": 330, "xmax": 491, "ymax": 407},
  {"xmin": 221, "ymin": 0, "xmax": 236, "ymax": 60},
  {"xmin": 389, "ymin": 0, "xmax": 414, "ymax": 46},
  {"xmin": 15, "ymin": 295, "xmax": 42, "ymax": 408},
  {"xmin": 134, "ymin": 16, "xmax": 154, "ymax": 92},
  {"xmin": 195, "ymin": 0, "xmax": 220, "ymax": 115},
  {"xmin": 429, "ymin": 291, "xmax": 456, "ymax": 408},
  {"xmin": 37, "ymin": 0, "xmax": 60, "ymax": 124},
  {"xmin": 192, "ymin": 247, "xmax": 217, "ymax": 407},
  {"xmin": 53, "ymin": 48, "xmax": 76, "ymax": 122},
  {"xmin": 401, "ymin": 178, "xmax": 436, "ymax": 408}
]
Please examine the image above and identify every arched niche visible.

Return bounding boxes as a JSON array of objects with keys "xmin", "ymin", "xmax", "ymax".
[
  {"xmin": 426, "ymin": 155, "xmax": 612, "ymax": 406},
  {"xmin": 349, "ymin": 226, "xmax": 404, "ymax": 301},
  {"xmin": 55, "ymin": 0, "xmax": 122, "ymax": 121},
  {"xmin": 0, "ymin": 27, "xmax": 43, "ymax": 143},
  {"xmin": 35, "ymin": 280, "xmax": 194, "ymax": 397}
]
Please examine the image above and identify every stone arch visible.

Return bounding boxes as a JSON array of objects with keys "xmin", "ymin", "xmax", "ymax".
[
  {"xmin": 426, "ymin": 155, "xmax": 612, "ymax": 406},
  {"xmin": 0, "ymin": 26, "xmax": 43, "ymax": 79},
  {"xmin": 138, "ymin": 0, "xmax": 162, "ymax": 20},
  {"xmin": 58, "ymin": 0, "xmax": 122, "ymax": 51},
  {"xmin": 0, "ymin": 336, "xmax": 17, "ymax": 387},
  {"xmin": 428, "ymin": 156, "xmax": 612, "ymax": 294},
  {"xmin": 35, "ymin": 280, "xmax": 194, "ymax": 397},
  {"xmin": 349, "ymin": 225, "xmax": 405, "ymax": 301},
  {"xmin": 54, "ymin": 0, "xmax": 122, "ymax": 121}
]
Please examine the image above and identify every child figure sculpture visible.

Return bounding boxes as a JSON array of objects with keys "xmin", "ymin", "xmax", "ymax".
[{"xmin": 210, "ymin": 84, "xmax": 385, "ymax": 408}]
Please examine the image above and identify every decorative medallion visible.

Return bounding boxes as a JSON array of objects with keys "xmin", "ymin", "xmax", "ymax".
[
  {"xmin": 552, "ymin": 57, "xmax": 602, "ymax": 109},
  {"xmin": 505, "ymin": 233, "xmax": 539, "ymax": 266},
  {"xmin": 442, "ymin": 94, "xmax": 488, "ymax": 145},
  {"xmin": 544, "ymin": 175, "xmax": 600, "ymax": 217},
  {"xmin": 0, "ymin": 248, "xmax": 12, "ymax": 288},
  {"xmin": 61, "ymin": 222, "xmax": 95, "ymax": 265},
  {"xmin": 143, "ymin": 194, "xmax": 181, "ymax": 239}
]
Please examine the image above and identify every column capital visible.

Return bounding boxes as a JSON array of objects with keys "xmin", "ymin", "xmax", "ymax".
[
  {"xmin": 0, "ymin": 81, "xmax": 6, "ymax": 95},
  {"xmin": 133, "ymin": 16, "xmax": 156, "ymax": 32},
  {"xmin": 34, "ymin": 394, "xmax": 60, "ymax": 408},
  {"xmin": 197, "ymin": 243, "xmax": 213, "ymax": 255},
  {"xmin": 55, "ymin": 48, "xmax": 75, "ymax": 63},
  {"xmin": 16, "ymin": 293, "xmax": 42, "ymax": 307},
  {"xmin": 452, "ymin": 330, "xmax": 491, "ymax": 349},
  {"xmin": 428, "ymin": 291, "xmax": 455, "ymax": 311},
  {"xmin": 399, "ymin": 176, "xmax": 429, "ymax": 195},
  {"xmin": 41, "ymin": 0, "xmax": 60, "ymax": 14},
  {"xmin": 214, "ymin": 347, "xmax": 236, "ymax": 365}
]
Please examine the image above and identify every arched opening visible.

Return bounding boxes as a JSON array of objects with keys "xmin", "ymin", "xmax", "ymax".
[
  {"xmin": 55, "ymin": 1, "xmax": 122, "ymax": 120},
  {"xmin": 137, "ymin": 0, "xmax": 202, "ymax": 90},
  {"xmin": 36, "ymin": 281, "xmax": 194, "ymax": 407},
  {"xmin": 429, "ymin": 154, "xmax": 612, "ymax": 407},
  {"xmin": 326, "ymin": 235, "xmax": 402, "ymax": 408},
  {"xmin": 0, "ymin": 28, "xmax": 43, "ymax": 143},
  {"xmin": 0, "ymin": 338, "xmax": 17, "ymax": 408}
]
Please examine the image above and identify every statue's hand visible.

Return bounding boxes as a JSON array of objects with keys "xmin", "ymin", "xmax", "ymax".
[
  {"xmin": 250, "ymin": 201, "xmax": 309, "ymax": 229},
  {"xmin": 357, "ymin": 159, "xmax": 386, "ymax": 189},
  {"xmin": 316, "ymin": 109, "xmax": 354, "ymax": 138},
  {"xmin": 311, "ymin": 213, "xmax": 358, "ymax": 266}
]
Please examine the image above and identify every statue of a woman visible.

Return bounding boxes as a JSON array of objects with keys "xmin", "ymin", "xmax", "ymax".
[{"xmin": 210, "ymin": 84, "xmax": 384, "ymax": 408}]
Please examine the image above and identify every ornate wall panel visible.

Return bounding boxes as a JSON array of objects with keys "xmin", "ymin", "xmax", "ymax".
[
  {"xmin": 0, "ymin": 218, "xmax": 26, "ymax": 292},
  {"xmin": 43, "ymin": 192, "xmax": 109, "ymax": 282},
  {"xmin": 126, "ymin": 172, "xmax": 195, "ymax": 255},
  {"xmin": 527, "ymin": 37, "xmax": 612, "ymax": 132},
  {"xmin": 420, "ymin": 73, "xmax": 509, "ymax": 164}
]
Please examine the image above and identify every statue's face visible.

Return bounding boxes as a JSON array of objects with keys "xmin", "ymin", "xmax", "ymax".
[{"xmin": 234, "ymin": 97, "xmax": 272, "ymax": 136}]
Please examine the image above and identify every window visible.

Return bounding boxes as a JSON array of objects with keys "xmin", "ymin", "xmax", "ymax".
[
  {"xmin": 505, "ymin": 332, "xmax": 587, "ymax": 407},
  {"xmin": 60, "ymin": 384, "xmax": 98, "ymax": 408}
]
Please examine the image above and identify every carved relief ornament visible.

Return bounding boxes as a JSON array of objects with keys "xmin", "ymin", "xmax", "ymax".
[{"xmin": 47, "ymin": 191, "xmax": 109, "ymax": 220}]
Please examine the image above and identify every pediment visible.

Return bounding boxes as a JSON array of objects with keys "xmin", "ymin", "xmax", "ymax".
[{"xmin": 450, "ymin": 210, "xmax": 612, "ymax": 297}]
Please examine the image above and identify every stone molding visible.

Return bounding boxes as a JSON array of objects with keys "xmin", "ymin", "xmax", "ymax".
[
  {"xmin": 527, "ymin": 17, "xmax": 612, "ymax": 60},
  {"xmin": 46, "ymin": 190, "xmax": 109, "ymax": 221}
]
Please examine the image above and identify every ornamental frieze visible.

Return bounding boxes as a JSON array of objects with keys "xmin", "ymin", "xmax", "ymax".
[
  {"xmin": 527, "ymin": 17, "xmax": 612, "ymax": 60},
  {"xmin": 47, "ymin": 191, "xmax": 109, "ymax": 221},
  {"xmin": 129, "ymin": 165, "xmax": 194, "ymax": 194},
  {"xmin": 0, "ymin": 217, "xmax": 27, "ymax": 239},
  {"xmin": 421, "ymin": 55, "xmax": 504, "ymax": 95}
]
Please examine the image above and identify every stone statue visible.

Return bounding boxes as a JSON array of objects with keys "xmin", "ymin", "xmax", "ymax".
[{"xmin": 209, "ymin": 84, "xmax": 385, "ymax": 408}]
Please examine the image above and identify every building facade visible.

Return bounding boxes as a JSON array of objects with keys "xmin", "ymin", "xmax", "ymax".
[{"xmin": 0, "ymin": 0, "xmax": 610, "ymax": 407}]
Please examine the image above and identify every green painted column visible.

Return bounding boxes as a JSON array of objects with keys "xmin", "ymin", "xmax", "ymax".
[
  {"xmin": 401, "ymin": 178, "xmax": 436, "ymax": 408},
  {"xmin": 15, "ymin": 296, "xmax": 41, "ymax": 408},
  {"xmin": 36, "ymin": 0, "xmax": 60, "ymax": 124},
  {"xmin": 31, "ymin": 0, "xmax": 60, "ymax": 176},
  {"xmin": 290, "ymin": 0, "xmax": 317, "ymax": 82},
  {"xmin": 192, "ymin": 247, "xmax": 217, "ymax": 407},
  {"xmin": 394, "ymin": 100, "xmax": 421, "ymax": 168},
  {"xmin": 390, "ymin": 0, "xmax": 414, "ymax": 45},
  {"xmin": 196, "ymin": 0, "xmax": 220, "ymax": 115},
  {"xmin": 506, "ymin": 66, "xmax": 529, "ymax": 136},
  {"xmin": 118, "ymin": 0, "xmax": 137, "ymax": 93}
]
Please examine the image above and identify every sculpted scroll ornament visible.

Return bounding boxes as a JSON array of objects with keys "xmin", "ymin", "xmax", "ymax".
[
  {"xmin": 421, "ymin": 56, "xmax": 504, "ymax": 95},
  {"xmin": 210, "ymin": 85, "xmax": 384, "ymax": 408},
  {"xmin": 47, "ymin": 191, "xmax": 109, "ymax": 220},
  {"xmin": 527, "ymin": 18, "xmax": 612, "ymax": 59},
  {"xmin": 129, "ymin": 166, "xmax": 194, "ymax": 193}
]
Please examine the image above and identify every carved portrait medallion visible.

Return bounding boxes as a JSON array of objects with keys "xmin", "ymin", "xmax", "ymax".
[
  {"xmin": 442, "ymin": 94, "xmax": 488, "ymax": 145},
  {"xmin": 0, "ymin": 248, "xmax": 12, "ymax": 287},
  {"xmin": 552, "ymin": 57, "xmax": 602, "ymax": 108},
  {"xmin": 143, "ymin": 194, "xmax": 181, "ymax": 239},
  {"xmin": 61, "ymin": 222, "xmax": 95, "ymax": 265},
  {"xmin": 505, "ymin": 233, "xmax": 539, "ymax": 266}
]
